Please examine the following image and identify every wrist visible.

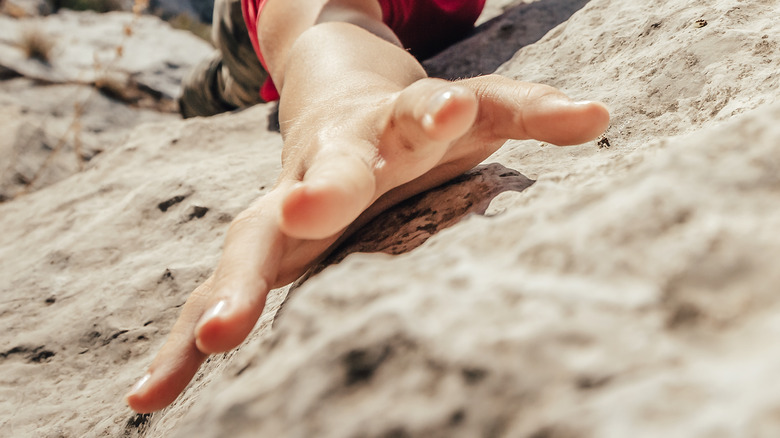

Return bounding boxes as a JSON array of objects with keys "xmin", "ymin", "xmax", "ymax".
[{"xmin": 283, "ymin": 21, "xmax": 425, "ymax": 90}]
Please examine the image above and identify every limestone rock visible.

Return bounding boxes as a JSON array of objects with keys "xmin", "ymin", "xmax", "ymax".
[
  {"xmin": 0, "ymin": 10, "xmax": 211, "ymax": 199},
  {"xmin": 1, "ymin": 0, "xmax": 780, "ymax": 437},
  {"xmin": 0, "ymin": 11, "xmax": 213, "ymax": 99},
  {"xmin": 170, "ymin": 0, "xmax": 780, "ymax": 436},
  {"xmin": 425, "ymin": 0, "xmax": 592, "ymax": 79},
  {"xmin": 0, "ymin": 104, "xmax": 282, "ymax": 437},
  {"xmin": 0, "ymin": 79, "xmax": 177, "ymax": 200},
  {"xmin": 170, "ymin": 102, "xmax": 780, "ymax": 438}
]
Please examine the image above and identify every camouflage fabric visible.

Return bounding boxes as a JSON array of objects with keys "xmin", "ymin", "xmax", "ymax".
[{"xmin": 179, "ymin": 0, "xmax": 269, "ymax": 118}]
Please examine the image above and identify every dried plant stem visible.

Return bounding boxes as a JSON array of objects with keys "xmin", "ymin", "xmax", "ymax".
[
  {"xmin": 15, "ymin": 103, "xmax": 84, "ymax": 196},
  {"xmin": 15, "ymin": 0, "xmax": 150, "ymax": 199}
]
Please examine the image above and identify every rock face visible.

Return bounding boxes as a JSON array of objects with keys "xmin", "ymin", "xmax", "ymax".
[
  {"xmin": 0, "ymin": 10, "xmax": 212, "ymax": 200},
  {"xmin": 426, "ymin": 0, "xmax": 592, "ymax": 79},
  {"xmin": 0, "ymin": 11, "xmax": 212, "ymax": 97},
  {"xmin": 2, "ymin": 0, "xmax": 213, "ymax": 24},
  {"xmin": 1, "ymin": 0, "xmax": 780, "ymax": 437}
]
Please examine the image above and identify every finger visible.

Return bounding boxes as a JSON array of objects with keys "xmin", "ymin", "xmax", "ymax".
[
  {"xmin": 279, "ymin": 142, "xmax": 377, "ymax": 240},
  {"xmin": 194, "ymin": 193, "xmax": 287, "ymax": 354},
  {"xmin": 125, "ymin": 277, "xmax": 214, "ymax": 413},
  {"xmin": 465, "ymin": 74, "xmax": 610, "ymax": 146},
  {"xmin": 278, "ymin": 79, "xmax": 480, "ymax": 240},
  {"xmin": 375, "ymin": 78, "xmax": 478, "ymax": 192}
]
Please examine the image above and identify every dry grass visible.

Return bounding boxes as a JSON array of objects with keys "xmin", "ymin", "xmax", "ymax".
[
  {"xmin": 10, "ymin": 0, "xmax": 175, "ymax": 200},
  {"xmin": 19, "ymin": 26, "xmax": 55, "ymax": 63}
]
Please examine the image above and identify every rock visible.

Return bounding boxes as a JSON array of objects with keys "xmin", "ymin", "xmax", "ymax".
[
  {"xmin": 0, "ymin": 78, "xmax": 177, "ymax": 200},
  {"xmin": 0, "ymin": 104, "xmax": 282, "ymax": 437},
  {"xmin": 0, "ymin": 10, "xmax": 211, "ymax": 199},
  {"xmin": 170, "ymin": 102, "xmax": 780, "ymax": 438},
  {"xmin": 425, "ymin": 0, "xmax": 592, "ymax": 79},
  {"xmin": 1, "ymin": 0, "xmax": 780, "ymax": 437},
  {"xmin": 0, "ymin": 11, "xmax": 213, "ymax": 99}
]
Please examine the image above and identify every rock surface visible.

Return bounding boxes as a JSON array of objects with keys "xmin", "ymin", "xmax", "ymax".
[
  {"xmin": 1, "ymin": 0, "xmax": 780, "ymax": 437},
  {"xmin": 0, "ymin": 10, "xmax": 212, "ymax": 200},
  {"xmin": 426, "ymin": 0, "xmax": 592, "ymax": 79},
  {"xmin": 0, "ymin": 10, "xmax": 212, "ymax": 98}
]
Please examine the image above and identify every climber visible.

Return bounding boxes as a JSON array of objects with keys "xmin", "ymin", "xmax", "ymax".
[{"xmin": 126, "ymin": 0, "xmax": 609, "ymax": 412}]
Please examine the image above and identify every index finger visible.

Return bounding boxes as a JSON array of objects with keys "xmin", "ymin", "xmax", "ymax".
[
  {"xmin": 126, "ymin": 189, "xmax": 289, "ymax": 412},
  {"xmin": 194, "ymin": 190, "xmax": 288, "ymax": 354},
  {"xmin": 125, "ymin": 277, "xmax": 214, "ymax": 413}
]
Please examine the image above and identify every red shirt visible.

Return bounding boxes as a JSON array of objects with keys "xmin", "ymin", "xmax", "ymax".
[{"xmin": 241, "ymin": 0, "xmax": 486, "ymax": 101}]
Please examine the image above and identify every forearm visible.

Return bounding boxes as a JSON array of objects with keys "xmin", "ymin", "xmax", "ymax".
[
  {"xmin": 281, "ymin": 22, "xmax": 426, "ymax": 111},
  {"xmin": 258, "ymin": 0, "xmax": 425, "ymax": 94}
]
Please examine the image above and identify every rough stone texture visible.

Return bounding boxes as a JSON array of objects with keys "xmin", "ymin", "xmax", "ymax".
[
  {"xmin": 0, "ymin": 11, "xmax": 211, "ymax": 200},
  {"xmin": 0, "ymin": 11, "xmax": 212, "ymax": 98},
  {"xmin": 426, "ymin": 0, "xmax": 591, "ymax": 79},
  {"xmin": 1, "ymin": 0, "xmax": 214, "ymax": 24},
  {"xmin": 1, "ymin": 0, "xmax": 780, "ymax": 437},
  {"xmin": 0, "ymin": 105, "xmax": 283, "ymax": 437},
  {"xmin": 172, "ymin": 108, "xmax": 780, "ymax": 437},
  {"xmin": 0, "ymin": 80, "xmax": 177, "ymax": 201}
]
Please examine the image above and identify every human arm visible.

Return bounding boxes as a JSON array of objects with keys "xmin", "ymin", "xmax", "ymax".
[{"xmin": 126, "ymin": 0, "xmax": 609, "ymax": 413}]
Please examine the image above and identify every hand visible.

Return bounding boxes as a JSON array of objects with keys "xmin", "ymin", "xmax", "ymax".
[{"xmin": 125, "ymin": 74, "xmax": 609, "ymax": 412}]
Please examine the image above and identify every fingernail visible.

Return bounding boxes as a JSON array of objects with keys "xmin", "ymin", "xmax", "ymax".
[
  {"xmin": 198, "ymin": 300, "xmax": 229, "ymax": 326},
  {"xmin": 423, "ymin": 89, "xmax": 454, "ymax": 128},
  {"xmin": 573, "ymin": 100, "xmax": 594, "ymax": 106},
  {"xmin": 128, "ymin": 373, "xmax": 151, "ymax": 397}
]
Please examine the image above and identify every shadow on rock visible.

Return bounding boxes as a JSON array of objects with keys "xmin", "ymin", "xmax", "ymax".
[
  {"xmin": 424, "ymin": 0, "xmax": 592, "ymax": 79},
  {"xmin": 279, "ymin": 162, "xmax": 535, "ymax": 314}
]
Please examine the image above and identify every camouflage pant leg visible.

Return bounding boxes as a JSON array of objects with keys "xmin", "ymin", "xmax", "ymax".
[{"xmin": 178, "ymin": 0, "xmax": 269, "ymax": 118}]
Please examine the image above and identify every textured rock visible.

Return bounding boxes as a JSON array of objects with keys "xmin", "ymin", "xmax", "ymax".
[
  {"xmin": 171, "ymin": 0, "xmax": 780, "ymax": 436},
  {"xmin": 0, "ymin": 105, "xmax": 283, "ymax": 437},
  {"xmin": 0, "ymin": 10, "xmax": 210, "ymax": 199},
  {"xmin": 426, "ymin": 0, "xmax": 591, "ymax": 79},
  {"xmin": 0, "ymin": 11, "xmax": 212, "ymax": 98},
  {"xmin": 171, "ymin": 103, "xmax": 780, "ymax": 438},
  {"xmin": 0, "ymin": 80, "xmax": 176, "ymax": 200},
  {"xmin": 1, "ymin": 0, "xmax": 780, "ymax": 437}
]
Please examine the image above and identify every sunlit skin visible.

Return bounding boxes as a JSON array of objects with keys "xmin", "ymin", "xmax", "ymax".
[{"xmin": 126, "ymin": 0, "xmax": 610, "ymax": 413}]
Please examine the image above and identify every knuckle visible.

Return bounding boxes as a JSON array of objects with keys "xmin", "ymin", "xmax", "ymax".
[{"xmin": 229, "ymin": 209, "xmax": 264, "ymax": 233}]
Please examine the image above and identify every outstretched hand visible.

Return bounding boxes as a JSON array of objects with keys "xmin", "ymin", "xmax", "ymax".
[{"xmin": 125, "ymin": 73, "xmax": 609, "ymax": 413}]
